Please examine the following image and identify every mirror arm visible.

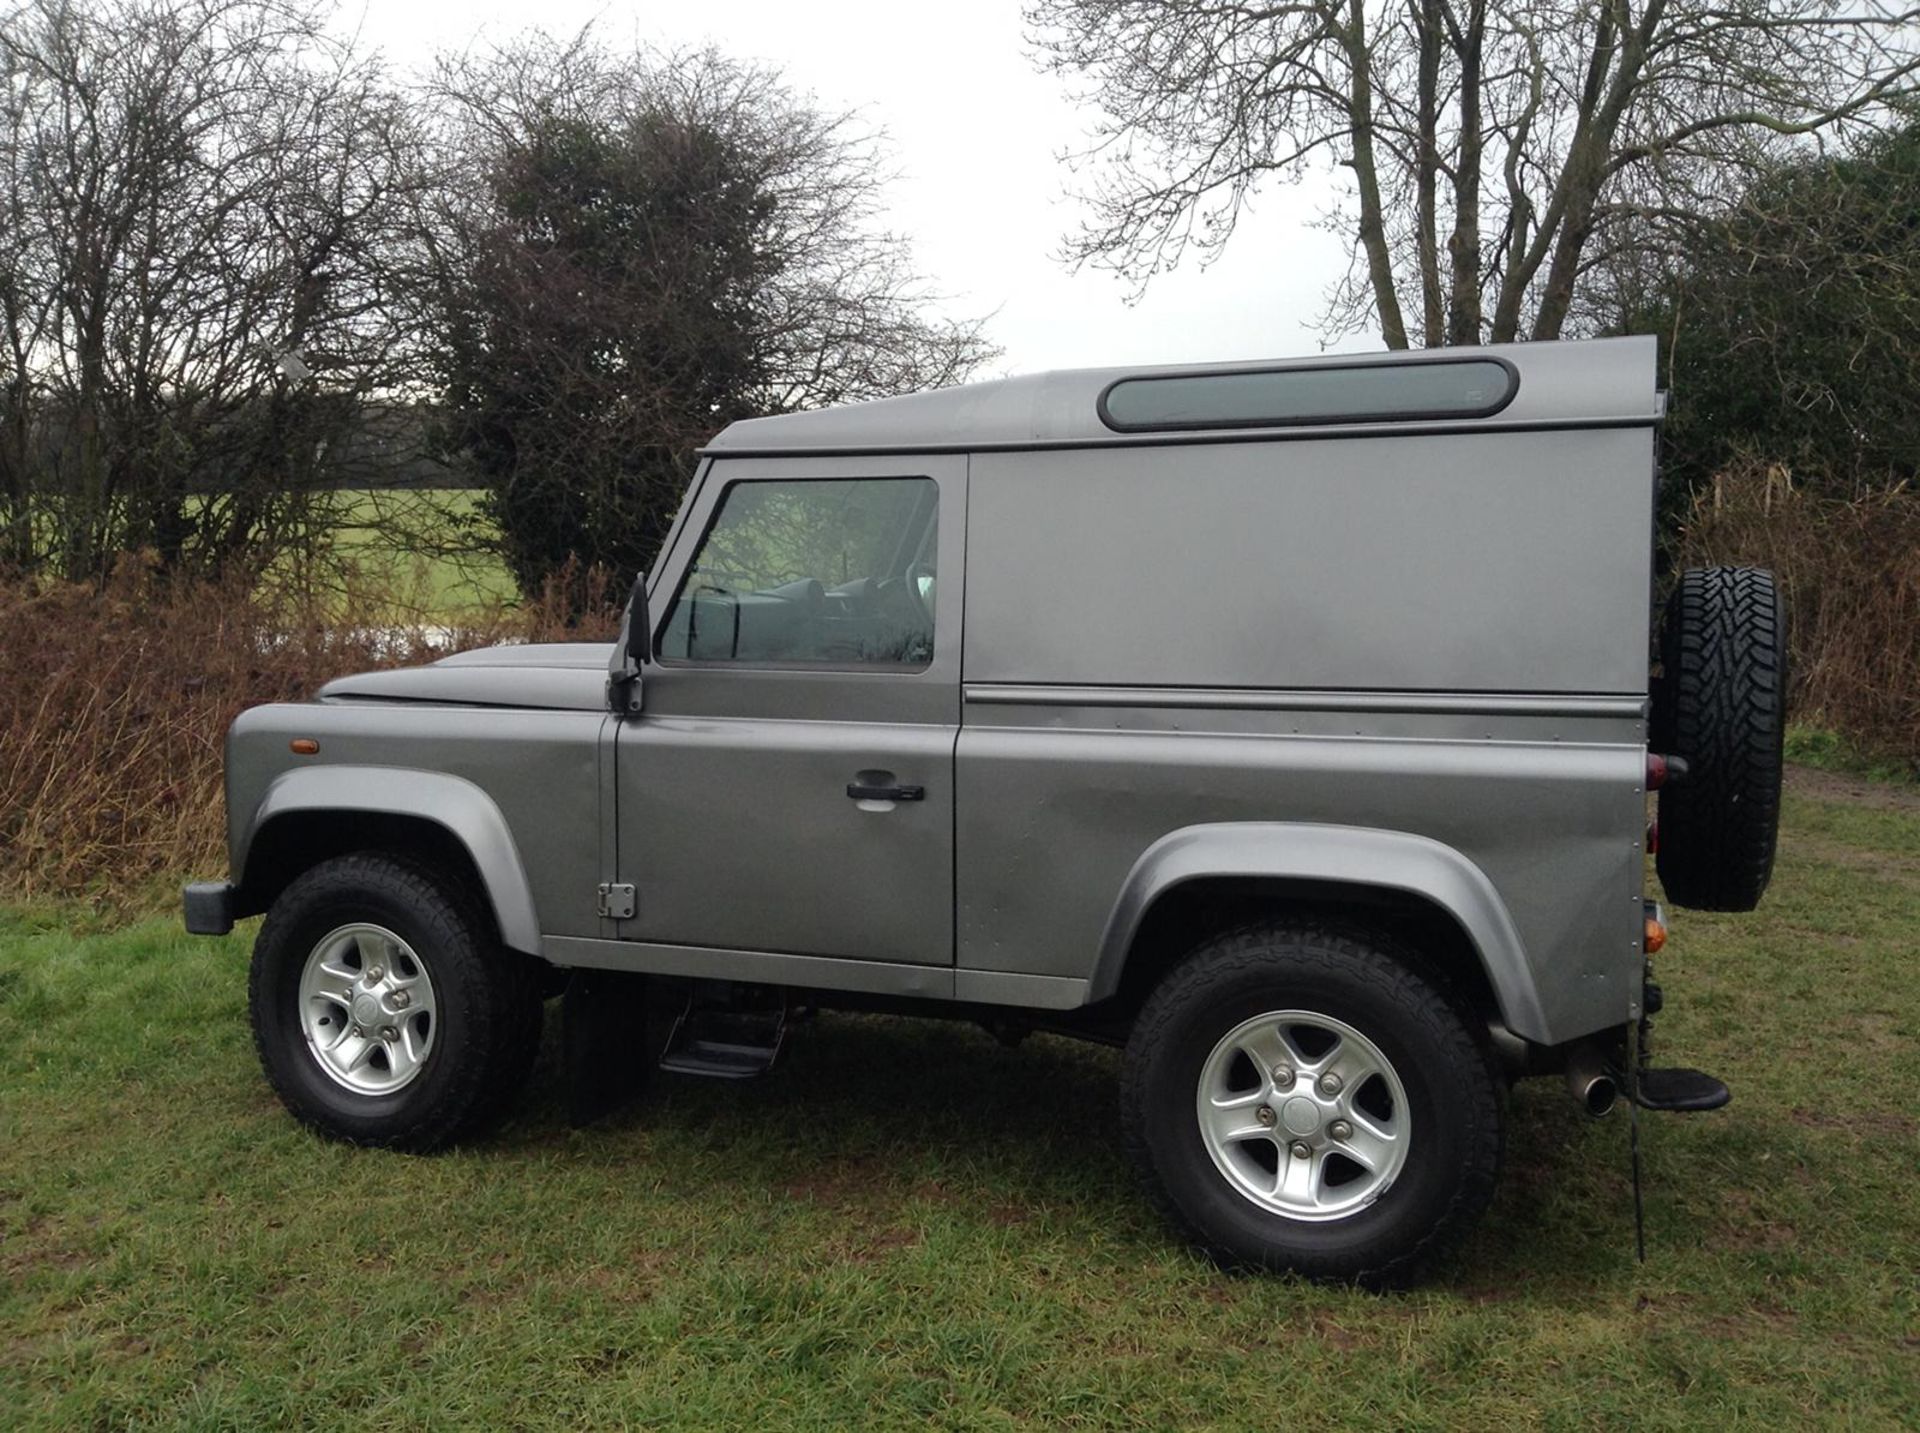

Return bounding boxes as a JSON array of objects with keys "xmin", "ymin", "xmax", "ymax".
[{"xmin": 610, "ymin": 571, "xmax": 650, "ymax": 714}]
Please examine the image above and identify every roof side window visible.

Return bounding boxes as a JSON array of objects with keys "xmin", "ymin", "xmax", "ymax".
[
  {"xmin": 1098, "ymin": 358, "xmax": 1517, "ymax": 432},
  {"xmin": 659, "ymin": 477, "xmax": 938, "ymax": 668}
]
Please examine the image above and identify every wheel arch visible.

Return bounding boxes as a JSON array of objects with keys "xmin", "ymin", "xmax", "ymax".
[
  {"xmin": 1089, "ymin": 823, "xmax": 1549, "ymax": 1042},
  {"xmin": 234, "ymin": 766, "xmax": 541, "ymax": 956}
]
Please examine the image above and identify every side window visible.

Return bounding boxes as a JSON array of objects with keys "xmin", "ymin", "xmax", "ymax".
[{"xmin": 659, "ymin": 477, "xmax": 939, "ymax": 668}]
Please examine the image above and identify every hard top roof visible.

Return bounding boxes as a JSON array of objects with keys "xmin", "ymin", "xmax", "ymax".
[{"xmin": 705, "ymin": 334, "xmax": 1659, "ymax": 456}]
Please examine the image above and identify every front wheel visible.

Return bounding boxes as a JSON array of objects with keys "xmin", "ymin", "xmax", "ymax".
[
  {"xmin": 248, "ymin": 853, "xmax": 542, "ymax": 1151},
  {"xmin": 1122, "ymin": 923, "xmax": 1503, "ymax": 1286}
]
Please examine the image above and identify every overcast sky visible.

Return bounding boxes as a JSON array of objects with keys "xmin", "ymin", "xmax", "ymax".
[{"xmin": 347, "ymin": 0, "xmax": 1373, "ymax": 378}]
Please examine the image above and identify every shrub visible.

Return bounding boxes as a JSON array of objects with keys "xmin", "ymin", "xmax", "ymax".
[
  {"xmin": 1675, "ymin": 461, "xmax": 1920, "ymax": 769},
  {"xmin": 0, "ymin": 558, "xmax": 618, "ymax": 902}
]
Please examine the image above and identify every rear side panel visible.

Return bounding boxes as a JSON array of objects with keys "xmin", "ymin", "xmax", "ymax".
[
  {"xmin": 963, "ymin": 431, "xmax": 1654, "ymax": 693},
  {"xmin": 957, "ymin": 432, "xmax": 1654, "ymax": 1045},
  {"xmin": 955, "ymin": 695, "xmax": 1645, "ymax": 1043}
]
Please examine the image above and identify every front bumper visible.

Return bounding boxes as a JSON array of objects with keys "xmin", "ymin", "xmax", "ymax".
[{"xmin": 182, "ymin": 881, "xmax": 237, "ymax": 936}]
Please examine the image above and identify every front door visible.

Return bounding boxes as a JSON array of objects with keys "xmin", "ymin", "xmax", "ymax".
[{"xmin": 613, "ymin": 454, "xmax": 964, "ymax": 966}]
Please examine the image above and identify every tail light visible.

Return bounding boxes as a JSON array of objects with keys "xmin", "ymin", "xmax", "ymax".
[{"xmin": 1646, "ymin": 753, "xmax": 1690, "ymax": 790}]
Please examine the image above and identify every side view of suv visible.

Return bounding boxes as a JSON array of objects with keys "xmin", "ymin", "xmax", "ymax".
[{"xmin": 183, "ymin": 335, "xmax": 1786, "ymax": 1284}]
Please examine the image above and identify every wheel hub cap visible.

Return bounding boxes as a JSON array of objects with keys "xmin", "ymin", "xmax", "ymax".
[
  {"xmin": 1281, "ymin": 1096, "xmax": 1322, "ymax": 1136},
  {"xmin": 297, "ymin": 923, "xmax": 438, "ymax": 1095},
  {"xmin": 1195, "ymin": 1010, "xmax": 1411, "ymax": 1222}
]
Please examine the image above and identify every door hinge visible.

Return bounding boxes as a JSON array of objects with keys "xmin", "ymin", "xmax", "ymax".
[{"xmin": 596, "ymin": 882, "xmax": 636, "ymax": 920}]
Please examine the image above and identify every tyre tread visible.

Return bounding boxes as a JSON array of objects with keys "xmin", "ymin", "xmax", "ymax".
[
  {"xmin": 248, "ymin": 851, "xmax": 541, "ymax": 1152},
  {"xmin": 1121, "ymin": 920, "xmax": 1504, "ymax": 1286},
  {"xmin": 1655, "ymin": 566, "xmax": 1786, "ymax": 911}
]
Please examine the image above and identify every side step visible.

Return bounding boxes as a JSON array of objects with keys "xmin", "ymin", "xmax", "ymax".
[
  {"xmin": 1635, "ymin": 1066, "xmax": 1731, "ymax": 1112},
  {"xmin": 658, "ymin": 1000, "xmax": 789, "ymax": 1079}
]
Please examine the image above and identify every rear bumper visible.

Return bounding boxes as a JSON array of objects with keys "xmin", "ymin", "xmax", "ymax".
[{"xmin": 182, "ymin": 881, "xmax": 237, "ymax": 936}]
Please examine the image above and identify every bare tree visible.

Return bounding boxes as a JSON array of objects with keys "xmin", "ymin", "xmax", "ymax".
[
  {"xmin": 0, "ymin": 0, "xmax": 432, "ymax": 579},
  {"xmin": 1026, "ymin": 0, "xmax": 1920, "ymax": 347}
]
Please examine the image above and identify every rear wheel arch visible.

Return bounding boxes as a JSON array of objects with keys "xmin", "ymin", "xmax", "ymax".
[
  {"xmin": 1109, "ymin": 875, "xmax": 1503, "ymax": 1028},
  {"xmin": 1091, "ymin": 824, "xmax": 1547, "ymax": 1041}
]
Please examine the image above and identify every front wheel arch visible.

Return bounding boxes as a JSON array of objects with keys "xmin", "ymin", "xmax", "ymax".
[{"xmin": 239, "ymin": 810, "xmax": 532, "ymax": 956}]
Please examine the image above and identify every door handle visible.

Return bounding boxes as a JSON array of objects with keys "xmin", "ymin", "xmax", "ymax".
[{"xmin": 846, "ymin": 779, "xmax": 924, "ymax": 802}]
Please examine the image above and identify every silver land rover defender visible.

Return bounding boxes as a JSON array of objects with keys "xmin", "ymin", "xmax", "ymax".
[{"xmin": 184, "ymin": 335, "xmax": 1786, "ymax": 1284}]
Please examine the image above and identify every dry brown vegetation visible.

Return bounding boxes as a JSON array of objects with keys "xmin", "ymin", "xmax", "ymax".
[
  {"xmin": 1677, "ymin": 460, "xmax": 1920, "ymax": 767},
  {"xmin": 0, "ymin": 560, "xmax": 618, "ymax": 902}
]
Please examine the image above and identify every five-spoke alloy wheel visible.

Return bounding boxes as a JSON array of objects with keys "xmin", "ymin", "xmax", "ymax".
[
  {"xmin": 1124, "ymin": 921, "xmax": 1504, "ymax": 1286},
  {"xmin": 298, "ymin": 923, "xmax": 439, "ymax": 1094},
  {"xmin": 249, "ymin": 853, "xmax": 541, "ymax": 1151},
  {"xmin": 1196, "ymin": 1010, "xmax": 1410, "ymax": 1222}
]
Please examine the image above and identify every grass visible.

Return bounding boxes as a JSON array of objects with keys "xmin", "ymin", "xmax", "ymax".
[
  {"xmin": 1786, "ymin": 723, "xmax": 1920, "ymax": 787},
  {"xmin": 2, "ymin": 776, "xmax": 1917, "ymax": 1428},
  {"xmin": 301, "ymin": 488, "xmax": 519, "ymax": 618}
]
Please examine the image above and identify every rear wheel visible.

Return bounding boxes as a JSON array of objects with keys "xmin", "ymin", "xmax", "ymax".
[
  {"xmin": 249, "ymin": 853, "xmax": 542, "ymax": 1150},
  {"xmin": 1122, "ymin": 923, "xmax": 1503, "ymax": 1286}
]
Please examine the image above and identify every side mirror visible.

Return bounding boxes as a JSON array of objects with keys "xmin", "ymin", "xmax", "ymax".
[
  {"xmin": 610, "ymin": 571, "xmax": 649, "ymax": 714},
  {"xmin": 624, "ymin": 571, "xmax": 651, "ymax": 669}
]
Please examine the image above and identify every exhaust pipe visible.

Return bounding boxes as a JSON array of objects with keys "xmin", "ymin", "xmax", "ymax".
[{"xmin": 1564, "ymin": 1042, "xmax": 1620, "ymax": 1118}]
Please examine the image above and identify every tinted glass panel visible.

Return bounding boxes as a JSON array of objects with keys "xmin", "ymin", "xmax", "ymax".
[
  {"xmin": 1099, "ymin": 359, "xmax": 1516, "ymax": 431},
  {"xmin": 661, "ymin": 478, "xmax": 938, "ymax": 667}
]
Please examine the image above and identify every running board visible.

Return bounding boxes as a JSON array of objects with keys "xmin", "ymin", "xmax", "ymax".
[{"xmin": 657, "ymin": 1001, "xmax": 788, "ymax": 1079}]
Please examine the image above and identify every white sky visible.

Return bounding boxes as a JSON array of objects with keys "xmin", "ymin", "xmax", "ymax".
[{"xmin": 345, "ymin": 0, "xmax": 1374, "ymax": 378}]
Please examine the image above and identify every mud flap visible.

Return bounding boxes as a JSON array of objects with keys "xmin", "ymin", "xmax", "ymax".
[{"xmin": 562, "ymin": 969, "xmax": 653, "ymax": 1126}]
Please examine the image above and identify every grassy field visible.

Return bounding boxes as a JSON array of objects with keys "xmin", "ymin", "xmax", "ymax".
[
  {"xmin": 2, "ymin": 772, "xmax": 1917, "ymax": 1428},
  {"xmin": 248, "ymin": 488, "xmax": 520, "ymax": 620}
]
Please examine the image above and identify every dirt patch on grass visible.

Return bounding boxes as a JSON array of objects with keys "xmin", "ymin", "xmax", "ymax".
[
  {"xmin": 834, "ymin": 1225, "xmax": 925, "ymax": 1264},
  {"xmin": 1786, "ymin": 765, "xmax": 1920, "ymax": 813},
  {"xmin": 1713, "ymin": 1190, "xmax": 1800, "ymax": 1252},
  {"xmin": 1787, "ymin": 1107, "xmax": 1919, "ymax": 1139},
  {"xmin": 1, "ymin": 1215, "xmax": 93, "ymax": 1276},
  {"xmin": 781, "ymin": 1156, "xmax": 891, "ymax": 1209},
  {"xmin": 1790, "ymin": 837, "xmax": 1920, "ymax": 887}
]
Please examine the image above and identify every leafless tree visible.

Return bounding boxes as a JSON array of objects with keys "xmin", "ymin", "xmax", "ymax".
[
  {"xmin": 1026, "ymin": 0, "xmax": 1920, "ymax": 347},
  {"xmin": 0, "ymin": 0, "xmax": 431, "ymax": 579}
]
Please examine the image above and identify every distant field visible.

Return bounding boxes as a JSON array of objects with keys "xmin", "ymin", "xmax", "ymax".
[
  {"xmin": 287, "ymin": 488, "xmax": 520, "ymax": 618},
  {"xmin": 2, "ymin": 773, "xmax": 1917, "ymax": 1426}
]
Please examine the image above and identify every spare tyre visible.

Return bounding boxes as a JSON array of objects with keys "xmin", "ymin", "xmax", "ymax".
[{"xmin": 1651, "ymin": 567, "xmax": 1787, "ymax": 911}]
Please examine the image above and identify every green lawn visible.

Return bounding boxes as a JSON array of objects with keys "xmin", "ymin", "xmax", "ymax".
[
  {"xmin": 2, "ymin": 774, "xmax": 1917, "ymax": 1428},
  {"xmin": 307, "ymin": 488, "xmax": 519, "ymax": 616}
]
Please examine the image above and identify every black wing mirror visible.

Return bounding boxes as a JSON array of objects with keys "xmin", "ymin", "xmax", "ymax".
[
  {"xmin": 611, "ymin": 571, "xmax": 649, "ymax": 713},
  {"xmin": 624, "ymin": 571, "xmax": 651, "ymax": 669}
]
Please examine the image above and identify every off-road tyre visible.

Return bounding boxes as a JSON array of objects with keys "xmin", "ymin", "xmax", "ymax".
[
  {"xmin": 1652, "ymin": 566, "xmax": 1787, "ymax": 912},
  {"xmin": 1122, "ymin": 922, "xmax": 1504, "ymax": 1287},
  {"xmin": 249, "ymin": 852, "xmax": 543, "ymax": 1151}
]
